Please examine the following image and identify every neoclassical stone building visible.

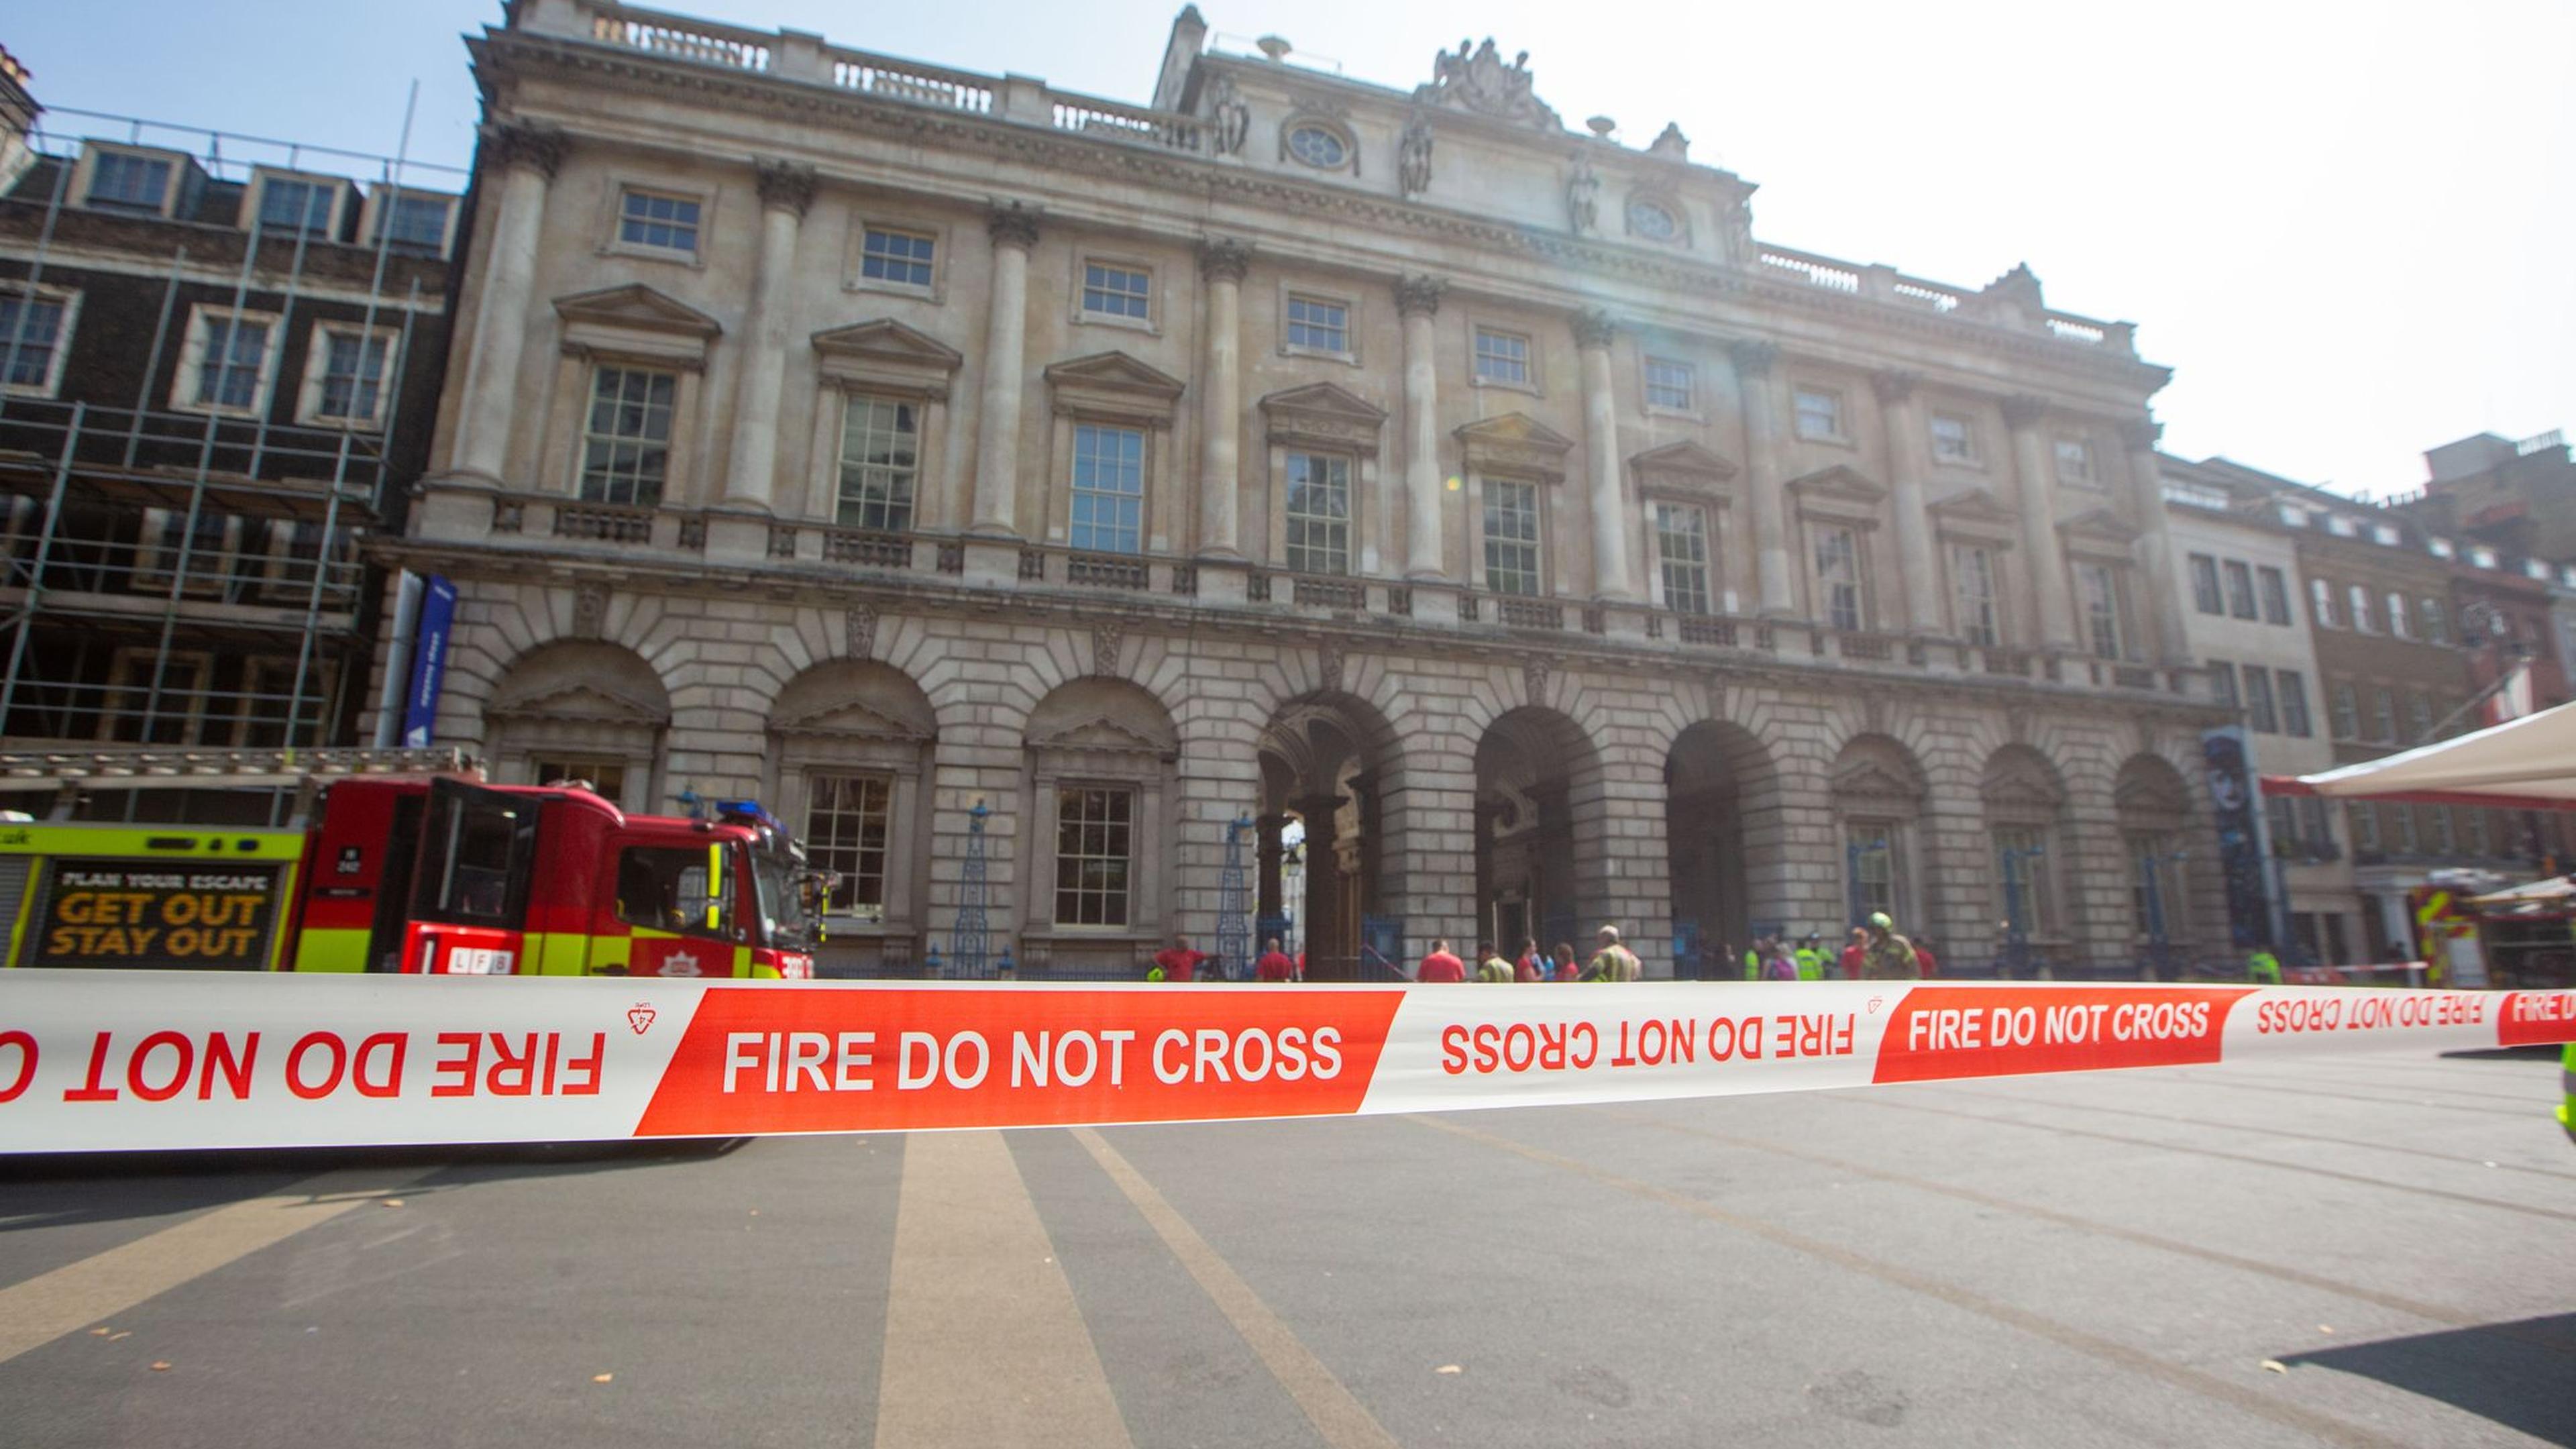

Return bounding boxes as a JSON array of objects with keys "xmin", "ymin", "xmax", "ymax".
[{"xmin": 376, "ymin": 0, "xmax": 2226, "ymax": 976}]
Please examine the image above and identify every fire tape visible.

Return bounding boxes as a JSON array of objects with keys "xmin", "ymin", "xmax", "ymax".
[{"xmin": 0, "ymin": 973, "xmax": 2570, "ymax": 1154}]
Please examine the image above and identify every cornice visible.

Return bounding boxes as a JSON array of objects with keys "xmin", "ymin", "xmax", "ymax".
[{"xmin": 476, "ymin": 32, "xmax": 2171, "ymax": 395}]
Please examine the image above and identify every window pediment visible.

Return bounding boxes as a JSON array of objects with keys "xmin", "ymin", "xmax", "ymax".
[
  {"xmin": 1028, "ymin": 713, "xmax": 1179, "ymax": 761},
  {"xmin": 486, "ymin": 681, "xmax": 672, "ymax": 727},
  {"xmin": 1929, "ymin": 486, "xmax": 2019, "ymax": 543},
  {"xmin": 1260, "ymin": 381, "xmax": 1387, "ymax": 450},
  {"xmin": 2059, "ymin": 505, "xmax": 2141, "ymax": 558},
  {"xmin": 1631, "ymin": 439, "xmax": 1739, "ymax": 493},
  {"xmin": 554, "ymin": 284, "xmax": 721, "ymax": 369},
  {"xmin": 1831, "ymin": 759, "xmax": 1924, "ymax": 802},
  {"xmin": 1456, "ymin": 411, "xmax": 1574, "ymax": 479},
  {"xmin": 1046, "ymin": 350, "xmax": 1185, "ymax": 426},
  {"xmin": 768, "ymin": 699, "xmax": 934, "ymax": 743},
  {"xmin": 1788, "ymin": 463, "xmax": 1886, "ymax": 522},
  {"xmin": 811, "ymin": 318, "xmax": 963, "ymax": 398}
]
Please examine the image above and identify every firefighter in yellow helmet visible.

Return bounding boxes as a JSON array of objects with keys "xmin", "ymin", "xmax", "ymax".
[{"xmin": 2561, "ymin": 1044, "xmax": 2575, "ymax": 1149}]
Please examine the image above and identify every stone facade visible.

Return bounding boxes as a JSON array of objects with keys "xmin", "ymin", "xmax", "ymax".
[{"xmin": 376, "ymin": 1, "xmax": 2226, "ymax": 977}]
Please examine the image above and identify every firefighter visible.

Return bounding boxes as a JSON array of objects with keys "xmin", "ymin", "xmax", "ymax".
[
  {"xmin": 2561, "ymin": 1044, "xmax": 2575, "ymax": 1150},
  {"xmin": 2246, "ymin": 947, "xmax": 2282, "ymax": 985},
  {"xmin": 1792, "ymin": 933, "xmax": 1825, "ymax": 981}
]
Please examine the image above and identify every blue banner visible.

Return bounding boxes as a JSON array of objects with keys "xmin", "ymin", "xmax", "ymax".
[
  {"xmin": 400, "ymin": 574, "xmax": 457, "ymax": 749},
  {"xmin": 2200, "ymin": 729, "xmax": 2272, "ymax": 950}
]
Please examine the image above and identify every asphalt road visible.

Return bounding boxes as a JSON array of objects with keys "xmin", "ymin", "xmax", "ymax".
[{"xmin": 1, "ymin": 1049, "xmax": 2570, "ymax": 1448}]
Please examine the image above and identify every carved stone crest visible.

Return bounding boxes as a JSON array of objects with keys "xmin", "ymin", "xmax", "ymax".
[
  {"xmin": 572, "ymin": 581, "xmax": 608, "ymax": 640},
  {"xmin": 845, "ymin": 605, "xmax": 878, "ymax": 661},
  {"xmin": 1417, "ymin": 38, "xmax": 1560, "ymax": 130},
  {"xmin": 1206, "ymin": 74, "xmax": 1250, "ymax": 156},
  {"xmin": 1398, "ymin": 116, "xmax": 1434, "ymax": 197},
  {"xmin": 1523, "ymin": 657, "xmax": 1550, "ymax": 705},
  {"xmin": 1090, "ymin": 621, "xmax": 1124, "ymax": 678},
  {"xmin": 1565, "ymin": 153, "xmax": 1601, "ymax": 236},
  {"xmin": 1318, "ymin": 642, "xmax": 1344, "ymax": 694}
]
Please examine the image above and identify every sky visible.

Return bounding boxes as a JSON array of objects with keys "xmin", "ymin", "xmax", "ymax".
[{"xmin": 9, "ymin": 0, "xmax": 2568, "ymax": 498}]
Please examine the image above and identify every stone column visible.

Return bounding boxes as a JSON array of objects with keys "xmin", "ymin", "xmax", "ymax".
[
  {"xmin": 2004, "ymin": 395, "xmax": 2077, "ymax": 650},
  {"xmin": 451, "ymin": 123, "xmax": 565, "ymax": 483},
  {"xmin": 1396, "ymin": 274, "xmax": 1447, "ymax": 580},
  {"xmin": 1872, "ymin": 370, "xmax": 1944, "ymax": 638},
  {"xmin": 2121, "ymin": 417, "xmax": 2190, "ymax": 665},
  {"xmin": 721, "ymin": 160, "xmax": 816, "ymax": 513},
  {"xmin": 1574, "ymin": 309, "xmax": 1633, "ymax": 601},
  {"xmin": 1297, "ymin": 794, "xmax": 1344, "ymax": 970},
  {"xmin": 1195, "ymin": 238, "xmax": 1250, "ymax": 559},
  {"xmin": 1726, "ymin": 339, "xmax": 1794, "ymax": 617},
  {"xmin": 1256, "ymin": 812, "xmax": 1286, "ymax": 923},
  {"xmin": 970, "ymin": 204, "xmax": 1039, "ymax": 537}
]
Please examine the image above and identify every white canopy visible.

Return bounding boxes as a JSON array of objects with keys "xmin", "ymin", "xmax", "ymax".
[
  {"xmin": 2264, "ymin": 697, "xmax": 2576, "ymax": 810},
  {"xmin": 2466, "ymin": 875, "xmax": 2575, "ymax": 906}
]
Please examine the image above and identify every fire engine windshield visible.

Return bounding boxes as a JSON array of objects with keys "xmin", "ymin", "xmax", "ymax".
[{"xmin": 750, "ymin": 840, "xmax": 818, "ymax": 952}]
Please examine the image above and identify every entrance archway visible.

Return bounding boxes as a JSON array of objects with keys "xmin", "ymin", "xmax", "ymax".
[
  {"xmin": 1474, "ymin": 706, "xmax": 1604, "ymax": 964},
  {"xmin": 1665, "ymin": 720, "xmax": 1771, "ymax": 975},
  {"xmin": 1256, "ymin": 692, "xmax": 1399, "ymax": 978}
]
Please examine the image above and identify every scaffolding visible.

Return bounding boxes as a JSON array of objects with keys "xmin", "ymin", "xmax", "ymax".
[{"xmin": 0, "ymin": 101, "xmax": 466, "ymax": 824}]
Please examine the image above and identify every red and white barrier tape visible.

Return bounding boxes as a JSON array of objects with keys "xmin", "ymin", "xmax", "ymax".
[{"xmin": 1, "ymin": 973, "xmax": 2569, "ymax": 1153}]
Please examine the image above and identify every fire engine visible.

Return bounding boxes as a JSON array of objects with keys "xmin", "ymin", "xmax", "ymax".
[{"xmin": 0, "ymin": 749, "xmax": 822, "ymax": 979}]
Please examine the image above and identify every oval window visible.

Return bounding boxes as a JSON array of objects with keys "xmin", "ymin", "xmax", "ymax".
[
  {"xmin": 1627, "ymin": 199, "xmax": 1679, "ymax": 241},
  {"xmin": 1286, "ymin": 124, "xmax": 1348, "ymax": 169}
]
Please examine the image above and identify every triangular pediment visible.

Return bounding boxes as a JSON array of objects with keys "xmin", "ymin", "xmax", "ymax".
[
  {"xmin": 488, "ymin": 681, "xmax": 671, "ymax": 724},
  {"xmin": 769, "ymin": 699, "xmax": 933, "ymax": 741},
  {"xmin": 1786, "ymin": 464, "xmax": 1888, "ymax": 504},
  {"xmin": 2116, "ymin": 771, "xmax": 2188, "ymax": 816},
  {"xmin": 552, "ymin": 284, "xmax": 722, "ymax": 337},
  {"xmin": 1831, "ymin": 760, "xmax": 1923, "ymax": 800},
  {"xmin": 1930, "ymin": 486, "xmax": 2017, "ymax": 526},
  {"xmin": 810, "ymin": 318, "xmax": 963, "ymax": 371},
  {"xmin": 1454, "ymin": 412, "xmax": 1575, "ymax": 452},
  {"xmin": 1044, "ymin": 351, "xmax": 1186, "ymax": 402},
  {"xmin": 2059, "ymin": 506, "xmax": 2141, "ymax": 545},
  {"xmin": 1631, "ymin": 440, "xmax": 1740, "ymax": 480},
  {"xmin": 1260, "ymin": 382, "xmax": 1387, "ymax": 425},
  {"xmin": 1028, "ymin": 713, "xmax": 1177, "ymax": 756},
  {"xmin": 1983, "ymin": 775, "xmax": 2065, "ymax": 810}
]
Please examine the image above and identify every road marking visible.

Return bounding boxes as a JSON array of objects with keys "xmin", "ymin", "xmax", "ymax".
[
  {"xmin": 0, "ymin": 1165, "xmax": 439, "ymax": 1365},
  {"xmin": 875, "ymin": 1130, "xmax": 1130, "ymax": 1449},
  {"xmin": 1072, "ymin": 1126, "xmax": 1399, "ymax": 1449},
  {"xmin": 1416, "ymin": 1114, "xmax": 2420, "ymax": 1449}
]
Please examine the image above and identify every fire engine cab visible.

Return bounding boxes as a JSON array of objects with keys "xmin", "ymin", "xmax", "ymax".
[{"xmin": 0, "ymin": 749, "xmax": 822, "ymax": 979}]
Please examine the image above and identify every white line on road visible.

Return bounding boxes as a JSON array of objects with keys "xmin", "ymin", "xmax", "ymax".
[
  {"xmin": 875, "ymin": 1130, "xmax": 1132, "ymax": 1449},
  {"xmin": 1073, "ymin": 1126, "xmax": 1401, "ymax": 1449},
  {"xmin": 0, "ymin": 1165, "xmax": 441, "ymax": 1365}
]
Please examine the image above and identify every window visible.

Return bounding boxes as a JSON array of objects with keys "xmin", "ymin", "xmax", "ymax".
[
  {"xmin": 2326, "ymin": 515, "xmax": 2357, "ymax": 538},
  {"xmin": 2467, "ymin": 808, "xmax": 2490, "ymax": 855},
  {"xmin": 1283, "ymin": 451, "xmax": 1352, "ymax": 576},
  {"xmin": 2223, "ymin": 560, "xmax": 2257, "ymax": 619},
  {"xmin": 836, "ymin": 394, "xmax": 920, "ymax": 532},
  {"xmin": 2299, "ymin": 798, "xmax": 2333, "ymax": 857},
  {"xmin": 2257, "ymin": 566, "xmax": 2292, "ymax": 625},
  {"xmin": 1474, "ymin": 327, "xmax": 1532, "ymax": 386},
  {"xmin": 1929, "ymin": 412, "xmax": 1977, "ymax": 464},
  {"xmin": 2076, "ymin": 562, "xmax": 2123, "ymax": 660},
  {"xmin": 233, "ymin": 657, "xmax": 335, "ymax": 750},
  {"xmin": 1952, "ymin": 544, "xmax": 1999, "ymax": 646},
  {"xmin": 2405, "ymin": 692, "xmax": 2432, "ymax": 743},
  {"xmin": 1815, "ymin": 526, "xmax": 1862, "ymax": 631},
  {"xmin": 256, "ymin": 176, "xmax": 337, "ymax": 235},
  {"xmin": 1482, "ymin": 478, "xmax": 1543, "ymax": 596},
  {"xmin": 184, "ymin": 312, "xmax": 274, "ymax": 414},
  {"xmin": 859, "ymin": 227, "xmax": 936, "ymax": 290},
  {"xmin": 1793, "ymin": 386, "xmax": 1845, "ymax": 441},
  {"xmin": 2277, "ymin": 670, "xmax": 2312, "ymax": 737},
  {"xmin": 0, "ymin": 291, "xmax": 69, "ymax": 394},
  {"xmin": 1993, "ymin": 827, "xmax": 2051, "ymax": 936},
  {"xmin": 2419, "ymin": 597, "xmax": 2449, "ymax": 644},
  {"xmin": 2330, "ymin": 682, "xmax": 2359, "ymax": 741},
  {"xmin": 1284, "ymin": 294, "xmax": 1350, "ymax": 356},
  {"xmin": 1656, "ymin": 503, "xmax": 1712, "ymax": 616},
  {"xmin": 1285, "ymin": 123, "xmax": 1349, "ymax": 168},
  {"xmin": 1643, "ymin": 357, "xmax": 1694, "ymax": 411},
  {"xmin": 2350, "ymin": 801, "xmax": 2380, "ymax": 853},
  {"xmin": 614, "ymin": 847, "xmax": 732, "ymax": 939},
  {"xmin": 2347, "ymin": 584, "xmax": 2374, "ymax": 633},
  {"xmin": 89, "ymin": 151, "xmax": 173, "ymax": 212},
  {"xmin": 2243, "ymin": 667, "xmax": 2278, "ymax": 733},
  {"xmin": 2371, "ymin": 688, "xmax": 2396, "ymax": 743},
  {"xmin": 102, "ymin": 648, "xmax": 211, "ymax": 745},
  {"xmin": 1069, "ymin": 423, "xmax": 1145, "ymax": 553},
  {"xmin": 1053, "ymin": 786, "xmax": 1133, "ymax": 926},
  {"xmin": 2428, "ymin": 804, "xmax": 2455, "ymax": 854},
  {"xmin": 2391, "ymin": 802, "xmax": 2418, "ymax": 854},
  {"xmin": 2054, "ymin": 437, "xmax": 2096, "ymax": 484},
  {"xmin": 2310, "ymin": 577, "xmax": 2338, "ymax": 628},
  {"xmin": 2208, "ymin": 660, "xmax": 2239, "ymax": 708},
  {"xmin": 1845, "ymin": 822, "xmax": 1901, "ymax": 922},
  {"xmin": 1081, "ymin": 262, "xmax": 1150, "ymax": 321},
  {"xmin": 2129, "ymin": 834, "xmax": 2180, "ymax": 938},
  {"xmin": 2428, "ymin": 537, "xmax": 2456, "ymax": 559},
  {"xmin": 305, "ymin": 325, "xmax": 392, "ymax": 425},
  {"xmin": 617, "ymin": 189, "xmax": 702, "ymax": 254},
  {"xmin": 580, "ymin": 366, "xmax": 677, "ymax": 506},
  {"xmin": 2373, "ymin": 523, "xmax": 2400, "ymax": 547},
  {"xmin": 2264, "ymin": 795, "xmax": 2296, "ymax": 855},
  {"xmin": 531, "ymin": 758, "xmax": 629, "ymax": 808},
  {"xmin": 2469, "ymin": 545, "xmax": 2498, "ymax": 569},
  {"xmin": 2277, "ymin": 504, "xmax": 2309, "ymax": 528},
  {"xmin": 373, "ymin": 190, "xmax": 453, "ymax": 252},
  {"xmin": 2188, "ymin": 554, "xmax": 2222, "ymax": 614},
  {"xmin": 1625, "ymin": 199, "xmax": 1680, "ymax": 240},
  {"xmin": 805, "ymin": 773, "xmax": 891, "ymax": 917}
]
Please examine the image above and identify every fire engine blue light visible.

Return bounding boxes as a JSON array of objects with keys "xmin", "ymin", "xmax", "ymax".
[{"xmin": 714, "ymin": 799, "xmax": 784, "ymax": 833}]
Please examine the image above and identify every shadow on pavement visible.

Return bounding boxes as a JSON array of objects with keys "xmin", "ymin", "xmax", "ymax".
[
  {"xmin": 2279, "ymin": 1314, "xmax": 2576, "ymax": 1447},
  {"xmin": 2437, "ymin": 1046, "xmax": 2566, "ymax": 1063}
]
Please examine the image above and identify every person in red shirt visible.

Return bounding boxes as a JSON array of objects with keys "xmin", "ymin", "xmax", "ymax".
[
  {"xmin": 1415, "ymin": 938, "xmax": 1466, "ymax": 983},
  {"xmin": 1254, "ymin": 936, "xmax": 1299, "ymax": 982},
  {"xmin": 1913, "ymin": 936, "xmax": 1940, "ymax": 979},
  {"xmin": 1151, "ymin": 934, "xmax": 1206, "ymax": 983},
  {"xmin": 1550, "ymin": 942, "xmax": 1579, "ymax": 981},
  {"xmin": 1514, "ymin": 936, "xmax": 1544, "ymax": 983},
  {"xmin": 1837, "ymin": 926, "xmax": 1868, "ymax": 981}
]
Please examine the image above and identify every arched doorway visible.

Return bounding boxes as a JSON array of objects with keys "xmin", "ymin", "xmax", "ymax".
[
  {"xmin": 1474, "ymin": 706, "xmax": 1604, "ymax": 964},
  {"xmin": 1256, "ymin": 693, "xmax": 1399, "ymax": 979},
  {"xmin": 1665, "ymin": 720, "xmax": 1771, "ymax": 975},
  {"xmin": 765, "ymin": 660, "xmax": 937, "ymax": 972},
  {"xmin": 2114, "ymin": 753, "xmax": 2196, "ymax": 976},
  {"xmin": 482, "ymin": 640, "xmax": 672, "ymax": 812},
  {"xmin": 1829, "ymin": 733, "xmax": 1928, "ymax": 937},
  {"xmin": 1982, "ymin": 744, "xmax": 2070, "ymax": 974},
  {"xmin": 1018, "ymin": 678, "xmax": 1179, "ymax": 976}
]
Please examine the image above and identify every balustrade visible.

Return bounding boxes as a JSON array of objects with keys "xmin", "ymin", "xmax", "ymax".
[{"xmin": 554, "ymin": 502, "xmax": 655, "ymax": 544}]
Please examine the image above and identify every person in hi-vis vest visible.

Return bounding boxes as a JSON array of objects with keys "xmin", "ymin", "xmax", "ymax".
[
  {"xmin": 2246, "ymin": 948, "xmax": 2281, "ymax": 985},
  {"xmin": 2561, "ymin": 1044, "xmax": 2575, "ymax": 1150}
]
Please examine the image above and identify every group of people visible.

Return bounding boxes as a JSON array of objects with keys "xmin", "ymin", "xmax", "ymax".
[
  {"xmin": 1415, "ymin": 925, "xmax": 1645, "ymax": 983},
  {"xmin": 1728, "ymin": 914, "xmax": 1934, "ymax": 981}
]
